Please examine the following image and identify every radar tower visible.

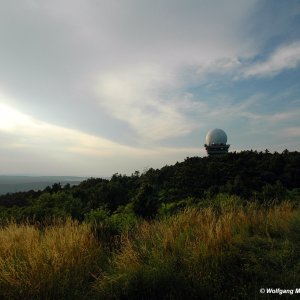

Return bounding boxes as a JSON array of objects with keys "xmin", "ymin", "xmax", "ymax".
[{"xmin": 204, "ymin": 128, "xmax": 230, "ymax": 156}]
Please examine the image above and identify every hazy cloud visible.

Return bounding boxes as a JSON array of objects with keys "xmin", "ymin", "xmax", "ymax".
[
  {"xmin": 0, "ymin": 101, "xmax": 203, "ymax": 175},
  {"xmin": 243, "ymin": 42, "xmax": 300, "ymax": 78},
  {"xmin": 281, "ymin": 127, "xmax": 300, "ymax": 137},
  {"xmin": 94, "ymin": 64, "xmax": 202, "ymax": 141},
  {"xmin": 0, "ymin": 0, "xmax": 299, "ymax": 175}
]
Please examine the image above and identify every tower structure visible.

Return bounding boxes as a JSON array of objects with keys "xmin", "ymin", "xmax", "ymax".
[{"xmin": 204, "ymin": 128, "xmax": 230, "ymax": 156}]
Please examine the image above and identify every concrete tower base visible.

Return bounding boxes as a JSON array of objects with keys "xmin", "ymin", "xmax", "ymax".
[{"xmin": 204, "ymin": 144, "xmax": 230, "ymax": 156}]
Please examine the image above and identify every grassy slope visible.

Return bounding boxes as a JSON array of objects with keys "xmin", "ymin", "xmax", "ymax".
[{"xmin": 0, "ymin": 200, "xmax": 299, "ymax": 299}]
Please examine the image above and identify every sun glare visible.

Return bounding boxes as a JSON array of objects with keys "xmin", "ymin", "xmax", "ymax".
[{"xmin": 0, "ymin": 103, "xmax": 31, "ymax": 131}]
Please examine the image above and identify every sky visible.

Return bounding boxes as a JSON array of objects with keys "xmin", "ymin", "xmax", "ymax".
[{"xmin": 0, "ymin": 0, "xmax": 300, "ymax": 177}]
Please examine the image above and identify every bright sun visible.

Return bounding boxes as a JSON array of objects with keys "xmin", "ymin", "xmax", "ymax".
[{"xmin": 0, "ymin": 103, "xmax": 30, "ymax": 131}]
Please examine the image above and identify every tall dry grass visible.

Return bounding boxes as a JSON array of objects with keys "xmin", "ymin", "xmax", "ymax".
[
  {"xmin": 0, "ymin": 219, "xmax": 102, "ymax": 299},
  {"xmin": 0, "ymin": 201, "xmax": 298, "ymax": 299},
  {"xmin": 95, "ymin": 202, "xmax": 298, "ymax": 299}
]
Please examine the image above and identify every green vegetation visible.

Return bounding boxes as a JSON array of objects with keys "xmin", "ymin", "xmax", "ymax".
[
  {"xmin": 0, "ymin": 150, "xmax": 299, "ymax": 299},
  {"xmin": 0, "ymin": 199, "xmax": 299, "ymax": 299},
  {"xmin": 95, "ymin": 201, "xmax": 300, "ymax": 300}
]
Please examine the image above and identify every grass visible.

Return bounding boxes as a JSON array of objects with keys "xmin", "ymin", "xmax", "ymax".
[
  {"xmin": 94, "ymin": 201, "xmax": 300, "ymax": 299},
  {"xmin": 0, "ymin": 219, "xmax": 103, "ymax": 299},
  {"xmin": 0, "ymin": 199, "xmax": 299, "ymax": 299}
]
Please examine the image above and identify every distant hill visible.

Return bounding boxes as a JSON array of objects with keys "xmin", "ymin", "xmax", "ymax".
[{"xmin": 0, "ymin": 176, "xmax": 86, "ymax": 195}]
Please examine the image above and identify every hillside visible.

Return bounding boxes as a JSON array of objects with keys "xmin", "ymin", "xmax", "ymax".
[
  {"xmin": 0, "ymin": 150, "xmax": 299, "ymax": 299},
  {"xmin": 0, "ymin": 150, "xmax": 299, "ymax": 221}
]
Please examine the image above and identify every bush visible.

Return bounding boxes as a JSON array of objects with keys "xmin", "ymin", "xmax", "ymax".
[
  {"xmin": 158, "ymin": 197, "xmax": 196, "ymax": 217},
  {"xmin": 94, "ymin": 203, "xmax": 299, "ymax": 299},
  {"xmin": 85, "ymin": 205, "xmax": 139, "ymax": 246}
]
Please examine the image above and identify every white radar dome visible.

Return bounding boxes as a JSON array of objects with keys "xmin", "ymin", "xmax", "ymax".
[{"xmin": 205, "ymin": 128, "xmax": 227, "ymax": 145}]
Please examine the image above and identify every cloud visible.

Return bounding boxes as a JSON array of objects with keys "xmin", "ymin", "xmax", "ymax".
[
  {"xmin": 94, "ymin": 64, "xmax": 202, "ymax": 141},
  {"xmin": 0, "ymin": 1, "xmax": 300, "ymax": 174},
  {"xmin": 0, "ymin": 0, "xmax": 262, "ymax": 151},
  {"xmin": 188, "ymin": 91, "xmax": 300, "ymax": 131},
  {"xmin": 243, "ymin": 41, "xmax": 300, "ymax": 78},
  {"xmin": 281, "ymin": 127, "xmax": 300, "ymax": 137},
  {"xmin": 0, "ymin": 102, "xmax": 146, "ymax": 157},
  {"xmin": 196, "ymin": 57, "xmax": 242, "ymax": 79},
  {"xmin": 0, "ymin": 101, "xmax": 204, "ymax": 175}
]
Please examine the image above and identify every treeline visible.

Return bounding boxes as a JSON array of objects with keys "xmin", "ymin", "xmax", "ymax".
[{"xmin": 0, "ymin": 150, "xmax": 299, "ymax": 223}]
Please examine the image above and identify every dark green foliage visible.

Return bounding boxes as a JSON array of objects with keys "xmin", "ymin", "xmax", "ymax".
[
  {"xmin": 0, "ymin": 150, "xmax": 299, "ymax": 299},
  {"xmin": 132, "ymin": 183, "xmax": 160, "ymax": 218},
  {"xmin": 0, "ymin": 150, "xmax": 299, "ymax": 223},
  {"xmin": 85, "ymin": 204, "xmax": 139, "ymax": 246}
]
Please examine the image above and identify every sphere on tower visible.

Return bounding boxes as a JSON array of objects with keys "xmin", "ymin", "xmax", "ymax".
[
  {"xmin": 206, "ymin": 128, "xmax": 227, "ymax": 145},
  {"xmin": 204, "ymin": 128, "xmax": 230, "ymax": 156}
]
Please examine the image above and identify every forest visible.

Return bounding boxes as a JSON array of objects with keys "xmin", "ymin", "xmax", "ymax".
[
  {"xmin": 0, "ymin": 150, "xmax": 299, "ymax": 222},
  {"xmin": 0, "ymin": 150, "xmax": 299, "ymax": 299}
]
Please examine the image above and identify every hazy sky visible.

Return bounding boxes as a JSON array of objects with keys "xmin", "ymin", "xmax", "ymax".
[{"xmin": 0, "ymin": 0, "xmax": 300, "ymax": 176}]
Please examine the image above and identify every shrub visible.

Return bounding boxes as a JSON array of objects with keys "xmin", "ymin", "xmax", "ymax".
[
  {"xmin": 85, "ymin": 205, "xmax": 139, "ymax": 246},
  {"xmin": 94, "ymin": 203, "xmax": 299, "ymax": 299}
]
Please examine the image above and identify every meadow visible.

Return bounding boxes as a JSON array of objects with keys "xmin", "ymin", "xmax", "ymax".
[{"xmin": 0, "ymin": 195, "xmax": 299, "ymax": 299}]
